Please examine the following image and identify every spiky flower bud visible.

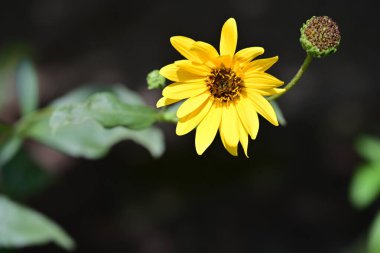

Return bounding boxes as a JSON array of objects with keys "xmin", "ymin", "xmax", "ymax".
[{"xmin": 300, "ymin": 16, "xmax": 341, "ymax": 58}]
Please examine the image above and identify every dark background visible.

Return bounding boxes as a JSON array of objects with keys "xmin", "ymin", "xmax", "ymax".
[{"xmin": 1, "ymin": 0, "xmax": 380, "ymax": 252}]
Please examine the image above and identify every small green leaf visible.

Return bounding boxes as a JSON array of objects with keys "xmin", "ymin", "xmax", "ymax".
[
  {"xmin": 51, "ymin": 92, "xmax": 158, "ymax": 131},
  {"xmin": 0, "ymin": 195, "xmax": 75, "ymax": 251},
  {"xmin": 0, "ymin": 136, "xmax": 23, "ymax": 167},
  {"xmin": 356, "ymin": 136, "xmax": 380, "ymax": 163},
  {"xmin": 269, "ymin": 100, "xmax": 287, "ymax": 126},
  {"xmin": 369, "ymin": 210, "xmax": 380, "ymax": 253},
  {"xmin": 29, "ymin": 115, "xmax": 164, "ymax": 159},
  {"xmin": 15, "ymin": 59, "xmax": 39, "ymax": 116},
  {"xmin": 350, "ymin": 164, "xmax": 380, "ymax": 209}
]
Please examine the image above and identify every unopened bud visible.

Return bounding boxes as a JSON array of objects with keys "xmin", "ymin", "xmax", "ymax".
[{"xmin": 147, "ymin": 70, "xmax": 166, "ymax": 90}]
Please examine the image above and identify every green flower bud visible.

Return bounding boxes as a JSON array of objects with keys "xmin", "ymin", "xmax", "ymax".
[
  {"xmin": 147, "ymin": 70, "xmax": 166, "ymax": 90},
  {"xmin": 300, "ymin": 16, "xmax": 341, "ymax": 58}
]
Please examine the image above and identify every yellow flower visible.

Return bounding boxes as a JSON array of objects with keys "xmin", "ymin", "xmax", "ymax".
[{"xmin": 157, "ymin": 18, "xmax": 284, "ymax": 157}]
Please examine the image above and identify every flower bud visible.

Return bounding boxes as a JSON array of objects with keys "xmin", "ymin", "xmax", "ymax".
[
  {"xmin": 147, "ymin": 70, "xmax": 166, "ymax": 90},
  {"xmin": 300, "ymin": 16, "xmax": 341, "ymax": 58}
]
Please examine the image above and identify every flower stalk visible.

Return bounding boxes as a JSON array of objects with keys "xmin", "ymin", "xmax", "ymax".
[{"xmin": 268, "ymin": 53, "xmax": 313, "ymax": 101}]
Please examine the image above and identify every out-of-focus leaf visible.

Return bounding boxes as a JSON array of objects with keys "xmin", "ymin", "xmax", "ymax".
[
  {"xmin": 356, "ymin": 136, "xmax": 380, "ymax": 163},
  {"xmin": 0, "ymin": 123, "xmax": 11, "ymax": 134},
  {"xmin": 27, "ymin": 84, "xmax": 165, "ymax": 158},
  {"xmin": 29, "ymin": 115, "xmax": 164, "ymax": 159},
  {"xmin": 15, "ymin": 59, "xmax": 39, "ymax": 116},
  {"xmin": 51, "ymin": 92, "xmax": 158, "ymax": 131},
  {"xmin": 0, "ymin": 195, "xmax": 75, "ymax": 251},
  {"xmin": 0, "ymin": 44, "xmax": 27, "ymax": 112},
  {"xmin": 52, "ymin": 84, "xmax": 145, "ymax": 107},
  {"xmin": 350, "ymin": 164, "xmax": 380, "ymax": 209},
  {"xmin": 269, "ymin": 100, "xmax": 287, "ymax": 126},
  {"xmin": 0, "ymin": 136, "xmax": 22, "ymax": 168},
  {"xmin": 2, "ymin": 151, "xmax": 51, "ymax": 200},
  {"xmin": 369, "ymin": 210, "xmax": 380, "ymax": 253},
  {"xmin": 87, "ymin": 93, "xmax": 158, "ymax": 129}
]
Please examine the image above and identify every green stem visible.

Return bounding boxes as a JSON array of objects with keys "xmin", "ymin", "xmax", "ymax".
[{"xmin": 268, "ymin": 53, "xmax": 313, "ymax": 101}]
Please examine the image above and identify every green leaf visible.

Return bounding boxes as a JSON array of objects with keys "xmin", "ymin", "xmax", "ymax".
[
  {"xmin": 369, "ymin": 210, "xmax": 380, "ymax": 253},
  {"xmin": 29, "ymin": 113, "xmax": 164, "ymax": 159},
  {"xmin": 26, "ymin": 84, "xmax": 165, "ymax": 158},
  {"xmin": 269, "ymin": 100, "xmax": 287, "ymax": 126},
  {"xmin": 88, "ymin": 93, "xmax": 158, "ymax": 129},
  {"xmin": 350, "ymin": 164, "xmax": 380, "ymax": 209},
  {"xmin": 356, "ymin": 136, "xmax": 380, "ymax": 163},
  {"xmin": 51, "ymin": 92, "xmax": 158, "ymax": 131},
  {"xmin": 15, "ymin": 59, "xmax": 39, "ymax": 116},
  {"xmin": 0, "ymin": 195, "xmax": 75, "ymax": 251},
  {"xmin": 0, "ymin": 137, "xmax": 22, "ymax": 167}
]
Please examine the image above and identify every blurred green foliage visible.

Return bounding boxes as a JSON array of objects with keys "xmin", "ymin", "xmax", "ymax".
[
  {"xmin": 0, "ymin": 44, "xmax": 28, "ymax": 114},
  {"xmin": 43, "ymin": 85, "xmax": 165, "ymax": 158},
  {"xmin": 51, "ymin": 92, "xmax": 158, "ymax": 131},
  {"xmin": 350, "ymin": 136, "xmax": 380, "ymax": 209},
  {"xmin": 0, "ymin": 43, "xmax": 170, "ymax": 251},
  {"xmin": 350, "ymin": 135, "xmax": 380, "ymax": 253},
  {"xmin": 369, "ymin": 210, "xmax": 380, "ymax": 253},
  {"xmin": 15, "ymin": 59, "xmax": 39, "ymax": 117},
  {"xmin": 0, "ymin": 195, "xmax": 74, "ymax": 250}
]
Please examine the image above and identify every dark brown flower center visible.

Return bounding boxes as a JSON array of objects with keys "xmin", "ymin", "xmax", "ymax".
[{"xmin": 206, "ymin": 66, "xmax": 243, "ymax": 103}]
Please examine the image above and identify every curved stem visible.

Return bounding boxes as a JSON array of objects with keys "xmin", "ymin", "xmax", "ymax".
[{"xmin": 268, "ymin": 53, "xmax": 313, "ymax": 101}]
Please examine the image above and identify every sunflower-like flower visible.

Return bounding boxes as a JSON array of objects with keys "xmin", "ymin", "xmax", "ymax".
[{"xmin": 157, "ymin": 18, "xmax": 284, "ymax": 156}]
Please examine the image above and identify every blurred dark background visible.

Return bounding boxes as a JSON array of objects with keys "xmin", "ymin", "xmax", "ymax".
[{"xmin": 1, "ymin": 0, "xmax": 380, "ymax": 252}]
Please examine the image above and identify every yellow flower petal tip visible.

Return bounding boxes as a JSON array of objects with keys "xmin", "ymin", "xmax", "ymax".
[
  {"xmin": 158, "ymin": 19, "xmax": 283, "ymax": 156},
  {"xmin": 220, "ymin": 18, "xmax": 238, "ymax": 57}
]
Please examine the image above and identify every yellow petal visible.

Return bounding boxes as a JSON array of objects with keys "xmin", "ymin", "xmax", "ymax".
[
  {"xmin": 234, "ymin": 47, "xmax": 264, "ymax": 65},
  {"xmin": 156, "ymin": 97, "xmax": 181, "ymax": 108},
  {"xmin": 160, "ymin": 64, "xmax": 180, "ymax": 81},
  {"xmin": 235, "ymin": 96, "xmax": 259, "ymax": 139},
  {"xmin": 163, "ymin": 82, "xmax": 207, "ymax": 100},
  {"xmin": 246, "ymin": 88, "xmax": 285, "ymax": 96},
  {"xmin": 160, "ymin": 64, "xmax": 206, "ymax": 83},
  {"xmin": 243, "ymin": 56, "xmax": 279, "ymax": 72},
  {"xmin": 238, "ymin": 119, "xmax": 249, "ymax": 157},
  {"xmin": 195, "ymin": 103, "xmax": 222, "ymax": 155},
  {"xmin": 220, "ymin": 18, "xmax": 238, "ymax": 57},
  {"xmin": 176, "ymin": 98, "xmax": 213, "ymax": 136},
  {"xmin": 244, "ymin": 72, "xmax": 284, "ymax": 89},
  {"xmin": 190, "ymin": 41, "xmax": 219, "ymax": 67},
  {"xmin": 246, "ymin": 92, "xmax": 278, "ymax": 126},
  {"xmin": 170, "ymin": 36, "xmax": 201, "ymax": 63},
  {"xmin": 219, "ymin": 103, "xmax": 239, "ymax": 156},
  {"xmin": 177, "ymin": 92, "xmax": 210, "ymax": 119},
  {"xmin": 175, "ymin": 60, "xmax": 210, "ymax": 76}
]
